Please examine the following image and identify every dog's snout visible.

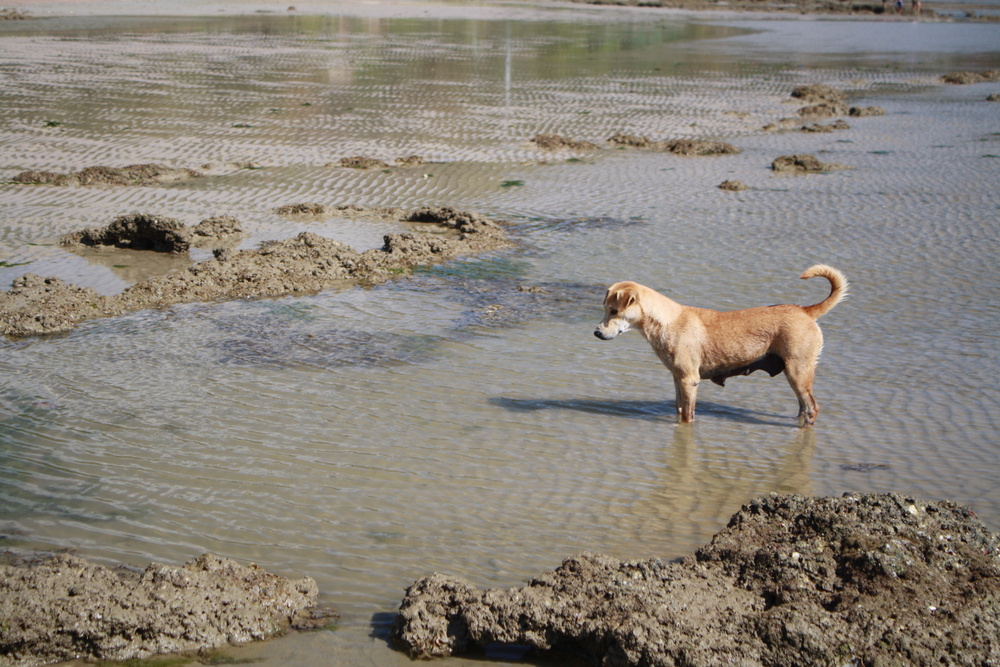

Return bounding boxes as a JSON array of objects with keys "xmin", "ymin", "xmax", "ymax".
[{"xmin": 594, "ymin": 329, "xmax": 602, "ymax": 339}]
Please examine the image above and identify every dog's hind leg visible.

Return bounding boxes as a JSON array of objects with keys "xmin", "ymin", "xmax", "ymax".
[{"xmin": 785, "ymin": 359, "xmax": 819, "ymax": 427}]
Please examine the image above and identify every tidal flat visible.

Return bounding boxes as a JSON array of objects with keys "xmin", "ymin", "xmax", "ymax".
[{"xmin": 1, "ymin": 1, "xmax": 999, "ymax": 664}]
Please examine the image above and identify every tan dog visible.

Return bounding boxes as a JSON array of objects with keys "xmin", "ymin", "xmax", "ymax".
[{"xmin": 594, "ymin": 265, "xmax": 848, "ymax": 427}]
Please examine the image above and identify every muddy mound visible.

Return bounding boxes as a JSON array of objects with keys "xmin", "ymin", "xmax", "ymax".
[
  {"xmin": 607, "ymin": 133, "xmax": 653, "ymax": 148},
  {"xmin": 718, "ymin": 179, "xmax": 749, "ymax": 191},
  {"xmin": 1, "ymin": 207, "xmax": 510, "ymax": 337},
  {"xmin": 606, "ymin": 134, "xmax": 740, "ymax": 156},
  {"xmin": 790, "ymin": 83, "xmax": 846, "ymax": 104},
  {"xmin": 274, "ymin": 202, "xmax": 331, "ymax": 216},
  {"xmin": 61, "ymin": 213, "xmax": 245, "ymax": 253},
  {"xmin": 62, "ymin": 213, "xmax": 194, "ymax": 253},
  {"xmin": 797, "ymin": 102, "xmax": 850, "ymax": 118},
  {"xmin": 771, "ymin": 153, "xmax": 848, "ymax": 173},
  {"xmin": 0, "ymin": 274, "xmax": 127, "ymax": 337},
  {"xmin": 273, "ymin": 203, "xmax": 407, "ymax": 219},
  {"xmin": 192, "ymin": 215, "xmax": 245, "ymax": 247},
  {"xmin": 395, "ymin": 155, "xmax": 426, "ymax": 166},
  {"xmin": 941, "ymin": 70, "xmax": 1000, "ymax": 84},
  {"xmin": 12, "ymin": 163, "xmax": 202, "ymax": 186},
  {"xmin": 0, "ymin": 552, "xmax": 329, "ymax": 666},
  {"xmin": 338, "ymin": 156, "xmax": 390, "ymax": 169},
  {"xmin": 392, "ymin": 492, "xmax": 1000, "ymax": 666},
  {"xmin": 662, "ymin": 139, "xmax": 740, "ymax": 156},
  {"xmin": 532, "ymin": 134, "xmax": 599, "ymax": 151},
  {"xmin": 331, "ymin": 156, "xmax": 426, "ymax": 169}
]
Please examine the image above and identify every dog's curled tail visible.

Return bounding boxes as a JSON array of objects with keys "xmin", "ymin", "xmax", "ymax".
[{"xmin": 800, "ymin": 264, "xmax": 848, "ymax": 319}]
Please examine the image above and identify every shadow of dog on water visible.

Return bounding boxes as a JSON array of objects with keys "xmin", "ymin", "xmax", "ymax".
[{"xmin": 490, "ymin": 397, "xmax": 789, "ymax": 427}]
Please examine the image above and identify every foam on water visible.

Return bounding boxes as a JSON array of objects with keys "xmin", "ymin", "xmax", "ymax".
[{"xmin": 1, "ymin": 5, "xmax": 999, "ymax": 666}]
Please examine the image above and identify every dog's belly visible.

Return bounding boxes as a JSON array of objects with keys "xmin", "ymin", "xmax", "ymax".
[{"xmin": 703, "ymin": 354, "xmax": 785, "ymax": 386}]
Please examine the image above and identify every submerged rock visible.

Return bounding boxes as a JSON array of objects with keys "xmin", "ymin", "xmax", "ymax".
[
  {"xmin": 393, "ymin": 492, "xmax": 1000, "ymax": 666},
  {"xmin": 718, "ymin": 179, "xmax": 749, "ymax": 191},
  {"xmin": 0, "ymin": 552, "xmax": 330, "ymax": 666}
]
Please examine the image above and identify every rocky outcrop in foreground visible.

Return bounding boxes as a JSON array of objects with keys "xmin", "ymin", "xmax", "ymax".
[
  {"xmin": 0, "ymin": 552, "xmax": 330, "ymax": 666},
  {"xmin": 0, "ymin": 207, "xmax": 510, "ymax": 337},
  {"xmin": 393, "ymin": 493, "xmax": 1000, "ymax": 666}
]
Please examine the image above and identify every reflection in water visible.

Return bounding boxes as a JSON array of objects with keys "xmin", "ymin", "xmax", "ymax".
[{"xmin": 629, "ymin": 426, "xmax": 816, "ymax": 552}]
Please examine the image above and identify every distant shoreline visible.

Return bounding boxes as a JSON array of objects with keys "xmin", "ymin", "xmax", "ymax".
[{"xmin": 3, "ymin": 0, "xmax": 999, "ymax": 21}]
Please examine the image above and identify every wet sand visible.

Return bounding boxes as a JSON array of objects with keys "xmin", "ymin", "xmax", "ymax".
[{"xmin": 2, "ymin": 1, "xmax": 1000, "ymax": 665}]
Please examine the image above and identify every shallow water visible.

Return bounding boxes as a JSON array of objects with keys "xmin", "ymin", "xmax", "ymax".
[{"xmin": 1, "ymin": 4, "xmax": 999, "ymax": 665}]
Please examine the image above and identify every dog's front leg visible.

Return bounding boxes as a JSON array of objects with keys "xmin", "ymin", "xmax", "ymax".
[{"xmin": 672, "ymin": 372, "xmax": 700, "ymax": 424}]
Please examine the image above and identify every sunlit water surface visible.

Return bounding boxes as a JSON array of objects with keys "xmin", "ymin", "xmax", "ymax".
[{"xmin": 1, "ymin": 5, "xmax": 999, "ymax": 665}]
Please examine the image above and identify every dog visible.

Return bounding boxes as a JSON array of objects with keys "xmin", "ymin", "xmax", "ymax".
[{"xmin": 594, "ymin": 265, "xmax": 847, "ymax": 427}]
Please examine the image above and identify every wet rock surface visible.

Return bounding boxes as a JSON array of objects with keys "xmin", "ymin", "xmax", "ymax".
[
  {"xmin": 393, "ymin": 492, "xmax": 1000, "ymax": 666},
  {"xmin": 0, "ymin": 552, "xmax": 330, "ymax": 667},
  {"xmin": 0, "ymin": 207, "xmax": 511, "ymax": 337}
]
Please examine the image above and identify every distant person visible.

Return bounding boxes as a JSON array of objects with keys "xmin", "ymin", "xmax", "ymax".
[
  {"xmin": 912, "ymin": 0, "xmax": 921, "ymax": 13},
  {"xmin": 895, "ymin": 0, "xmax": 904, "ymax": 12}
]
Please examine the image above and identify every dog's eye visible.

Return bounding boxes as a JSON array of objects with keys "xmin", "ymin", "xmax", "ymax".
[{"xmin": 609, "ymin": 308, "xmax": 618, "ymax": 315}]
